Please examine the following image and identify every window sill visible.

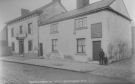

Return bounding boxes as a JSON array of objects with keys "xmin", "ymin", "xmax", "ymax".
[
  {"xmin": 75, "ymin": 27, "xmax": 88, "ymax": 31},
  {"xmin": 50, "ymin": 31, "xmax": 59, "ymax": 34},
  {"xmin": 75, "ymin": 53, "xmax": 87, "ymax": 56}
]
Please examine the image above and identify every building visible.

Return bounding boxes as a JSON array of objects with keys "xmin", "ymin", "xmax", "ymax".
[
  {"xmin": 39, "ymin": 0, "xmax": 132, "ymax": 63},
  {"xmin": 132, "ymin": 26, "xmax": 135, "ymax": 55},
  {"xmin": 6, "ymin": 0, "xmax": 67, "ymax": 57},
  {"xmin": 0, "ymin": 25, "xmax": 12, "ymax": 56}
]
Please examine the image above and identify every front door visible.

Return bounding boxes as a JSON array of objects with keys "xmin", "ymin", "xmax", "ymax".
[
  {"xmin": 93, "ymin": 41, "xmax": 101, "ymax": 61},
  {"xmin": 39, "ymin": 43, "xmax": 43, "ymax": 56},
  {"xmin": 19, "ymin": 40, "xmax": 24, "ymax": 54}
]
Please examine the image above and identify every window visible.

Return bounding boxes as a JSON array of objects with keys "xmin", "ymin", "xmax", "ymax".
[
  {"xmin": 11, "ymin": 28, "xmax": 14, "ymax": 37},
  {"xmin": 28, "ymin": 40, "xmax": 33, "ymax": 51},
  {"xmin": 12, "ymin": 42, "xmax": 15, "ymax": 51},
  {"xmin": 75, "ymin": 17, "xmax": 87, "ymax": 30},
  {"xmin": 91, "ymin": 23, "xmax": 102, "ymax": 38},
  {"xmin": 20, "ymin": 26, "xmax": 23, "ymax": 34},
  {"xmin": 52, "ymin": 39, "xmax": 58, "ymax": 51},
  {"xmin": 77, "ymin": 38, "xmax": 86, "ymax": 53},
  {"xmin": 50, "ymin": 23, "xmax": 58, "ymax": 34},
  {"xmin": 28, "ymin": 23, "xmax": 32, "ymax": 34}
]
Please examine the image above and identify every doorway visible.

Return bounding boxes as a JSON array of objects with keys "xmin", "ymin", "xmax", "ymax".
[
  {"xmin": 19, "ymin": 40, "xmax": 24, "ymax": 55},
  {"xmin": 39, "ymin": 43, "xmax": 43, "ymax": 56},
  {"xmin": 93, "ymin": 41, "xmax": 101, "ymax": 61}
]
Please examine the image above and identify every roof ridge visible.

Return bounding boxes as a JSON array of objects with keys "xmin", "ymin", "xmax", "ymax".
[{"xmin": 39, "ymin": 0, "xmax": 131, "ymax": 26}]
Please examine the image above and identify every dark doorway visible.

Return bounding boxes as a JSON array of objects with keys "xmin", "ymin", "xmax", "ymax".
[
  {"xmin": 93, "ymin": 41, "xmax": 101, "ymax": 61},
  {"xmin": 19, "ymin": 40, "xmax": 24, "ymax": 55},
  {"xmin": 39, "ymin": 43, "xmax": 43, "ymax": 56}
]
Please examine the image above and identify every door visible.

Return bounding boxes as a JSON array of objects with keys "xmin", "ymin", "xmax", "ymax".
[
  {"xmin": 39, "ymin": 43, "xmax": 43, "ymax": 56},
  {"xmin": 19, "ymin": 40, "xmax": 24, "ymax": 54},
  {"xmin": 93, "ymin": 41, "xmax": 101, "ymax": 61}
]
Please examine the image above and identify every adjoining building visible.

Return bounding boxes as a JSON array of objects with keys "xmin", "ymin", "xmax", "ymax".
[
  {"xmin": 6, "ymin": 0, "xmax": 67, "ymax": 58},
  {"xmin": 39, "ymin": 0, "xmax": 132, "ymax": 63},
  {"xmin": 0, "ymin": 25, "xmax": 11, "ymax": 56},
  {"xmin": 132, "ymin": 26, "xmax": 135, "ymax": 55}
]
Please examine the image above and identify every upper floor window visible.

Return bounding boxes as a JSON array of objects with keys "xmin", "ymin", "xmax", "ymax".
[
  {"xmin": 91, "ymin": 23, "xmax": 102, "ymax": 38},
  {"xmin": 20, "ymin": 26, "xmax": 23, "ymax": 34},
  {"xmin": 28, "ymin": 40, "xmax": 33, "ymax": 51},
  {"xmin": 77, "ymin": 38, "xmax": 86, "ymax": 53},
  {"xmin": 75, "ymin": 17, "xmax": 87, "ymax": 30},
  {"xmin": 50, "ymin": 23, "xmax": 58, "ymax": 34},
  {"xmin": 28, "ymin": 23, "xmax": 32, "ymax": 34},
  {"xmin": 52, "ymin": 39, "xmax": 58, "ymax": 51},
  {"xmin": 11, "ymin": 28, "xmax": 14, "ymax": 37}
]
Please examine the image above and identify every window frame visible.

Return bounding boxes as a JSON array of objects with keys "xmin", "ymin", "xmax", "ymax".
[
  {"xmin": 50, "ymin": 23, "xmax": 59, "ymax": 34},
  {"xmin": 28, "ymin": 23, "xmax": 32, "ymax": 34},
  {"xmin": 11, "ymin": 28, "xmax": 14, "ymax": 37},
  {"xmin": 77, "ymin": 38, "xmax": 86, "ymax": 53},
  {"xmin": 75, "ymin": 17, "xmax": 87, "ymax": 30},
  {"xmin": 91, "ymin": 22, "xmax": 102, "ymax": 38},
  {"xmin": 52, "ymin": 39, "xmax": 58, "ymax": 52},
  {"xmin": 20, "ymin": 25, "xmax": 23, "ymax": 34},
  {"xmin": 28, "ymin": 40, "xmax": 33, "ymax": 51}
]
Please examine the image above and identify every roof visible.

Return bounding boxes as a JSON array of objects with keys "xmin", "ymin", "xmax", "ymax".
[
  {"xmin": 39, "ymin": 0, "xmax": 131, "ymax": 26},
  {"xmin": 6, "ymin": 1, "xmax": 67, "ymax": 25},
  {"xmin": 6, "ymin": 10, "xmax": 42, "ymax": 24}
]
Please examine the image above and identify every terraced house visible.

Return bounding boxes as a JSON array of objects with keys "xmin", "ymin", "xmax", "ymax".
[
  {"xmin": 7, "ymin": 0, "xmax": 132, "ymax": 63},
  {"xmin": 6, "ymin": 0, "xmax": 67, "ymax": 58},
  {"xmin": 39, "ymin": 0, "xmax": 132, "ymax": 63}
]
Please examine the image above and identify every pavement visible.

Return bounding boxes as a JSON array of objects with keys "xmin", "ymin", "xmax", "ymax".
[
  {"xmin": 1, "ymin": 55, "xmax": 135, "ymax": 83},
  {"xmin": 0, "ymin": 56, "xmax": 101, "ymax": 72}
]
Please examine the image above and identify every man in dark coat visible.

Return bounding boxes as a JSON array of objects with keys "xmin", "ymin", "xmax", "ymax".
[{"xmin": 99, "ymin": 49, "xmax": 105, "ymax": 65}]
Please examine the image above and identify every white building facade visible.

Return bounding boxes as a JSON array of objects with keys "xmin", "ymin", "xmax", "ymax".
[
  {"xmin": 7, "ymin": 0, "xmax": 67, "ymax": 57},
  {"xmin": 39, "ymin": 0, "xmax": 132, "ymax": 62}
]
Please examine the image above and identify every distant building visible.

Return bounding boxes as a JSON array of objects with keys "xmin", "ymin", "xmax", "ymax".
[
  {"xmin": 0, "ymin": 25, "xmax": 11, "ymax": 56},
  {"xmin": 6, "ymin": 0, "xmax": 67, "ymax": 57},
  {"xmin": 39, "ymin": 0, "xmax": 132, "ymax": 63},
  {"xmin": 132, "ymin": 26, "xmax": 135, "ymax": 55}
]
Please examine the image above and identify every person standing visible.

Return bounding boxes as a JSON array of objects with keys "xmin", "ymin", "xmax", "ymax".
[{"xmin": 99, "ymin": 49, "xmax": 105, "ymax": 65}]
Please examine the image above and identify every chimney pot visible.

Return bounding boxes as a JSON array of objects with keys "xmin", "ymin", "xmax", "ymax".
[
  {"xmin": 52, "ymin": 0, "xmax": 61, "ymax": 3},
  {"xmin": 21, "ymin": 8, "xmax": 30, "ymax": 16},
  {"xmin": 77, "ymin": 0, "xmax": 89, "ymax": 9}
]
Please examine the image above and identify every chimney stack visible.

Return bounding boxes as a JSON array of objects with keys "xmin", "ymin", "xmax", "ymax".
[
  {"xmin": 77, "ymin": 0, "xmax": 89, "ymax": 9},
  {"xmin": 52, "ymin": 0, "xmax": 61, "ymax": 3},
  {"xmin": 21, "ymin": 8, "xmax": 30, "ymax": 16}
]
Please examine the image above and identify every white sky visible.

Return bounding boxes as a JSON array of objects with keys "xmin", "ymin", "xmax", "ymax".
[{"xmin": 0, "ymin": 0, "xmax": 135, "ymax": 30}]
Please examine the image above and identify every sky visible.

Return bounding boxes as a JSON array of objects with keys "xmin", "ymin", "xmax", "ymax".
[{"xmin": 0, "ymin": 0, "xmax": 135, "ymax": 30}]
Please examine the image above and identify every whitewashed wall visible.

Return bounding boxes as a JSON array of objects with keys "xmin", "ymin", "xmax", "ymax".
[
  {"xmin": 106, "ymin": 11, "xmax": 131, "ymax": 62},
  {"xmin": 7, "ymin": 16, "xmax": 39, "ymax": 55},
  {"xmin": 39, "ymin": 11, "xmax": 109, "ymax": 62}
]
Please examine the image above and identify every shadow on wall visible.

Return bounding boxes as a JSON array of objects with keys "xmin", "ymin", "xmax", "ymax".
[{"xmin": 107, "ymin": 40, "xmax": 132, "ymax": 63}]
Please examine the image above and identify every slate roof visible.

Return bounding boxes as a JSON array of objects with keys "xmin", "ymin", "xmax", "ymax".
[
  {"xmin": 6, "ymin": 10, "xmax": 42, "ymax": 24},
  {"xmin": 6, "ymin": 1, "xmax": 67, "ymax": 25},
  {"xmin": 39, "ymin": 0, "xmax": 131, "ymax": 26}
]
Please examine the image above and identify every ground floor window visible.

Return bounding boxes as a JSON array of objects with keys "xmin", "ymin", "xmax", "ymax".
[
  {"xmin": 28, "ymin": 40, "xmax": 33, "ymax": 51},
  {"xmin": 12, "ymin": 42, "xmax": 15, "ymax": 51},
  {"xmin": 77, "ymin": 38, "xmax": 86, "ymax": 53},
  {"xmin": 52, "ymin": 39, "xmax": 58, "ymax": 51}
]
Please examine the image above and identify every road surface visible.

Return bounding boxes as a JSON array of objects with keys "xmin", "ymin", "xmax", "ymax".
[{"xmin": 1, "ymin": 61, "xmax": 133, "ymax": 84}]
